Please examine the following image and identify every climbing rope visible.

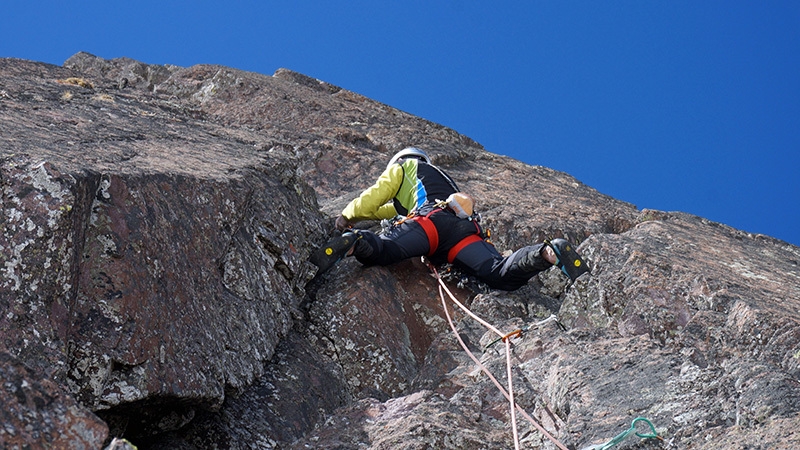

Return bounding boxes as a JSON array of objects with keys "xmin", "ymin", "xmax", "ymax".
[
  {"xmin": 581, "ymin": 417, "xmax": 663, "ymax": 450},
  {"xmin": 427, "ymin": 262, "xmax": 664, "ymax": 450},
  {"xmin": 429, "ymin": 263, "xmax": 569, "ymax": 450}
]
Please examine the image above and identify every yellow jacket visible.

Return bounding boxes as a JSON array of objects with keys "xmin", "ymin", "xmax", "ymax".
[
  {"xmin": 341, "ymin": 158, "xmax": 460, "ymax": 221},
  {"xmin": 342, "ymin": 164, "xmax": 404, "ymax": 221}
]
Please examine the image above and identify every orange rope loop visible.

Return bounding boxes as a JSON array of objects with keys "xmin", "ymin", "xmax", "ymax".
[{"xmin": 503, "ymin": 329, "xmax": 523, "ymax": 342}]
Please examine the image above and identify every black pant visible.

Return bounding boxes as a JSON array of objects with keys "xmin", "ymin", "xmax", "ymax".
[{"xmin": 353, "ymin": 211, "xmax": 552, "ymax": 291}]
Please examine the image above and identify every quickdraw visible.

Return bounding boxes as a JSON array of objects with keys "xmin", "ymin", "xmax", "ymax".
[{"xmin": 485, "ymin": 315, "xmax": 564, "ymax": 349}]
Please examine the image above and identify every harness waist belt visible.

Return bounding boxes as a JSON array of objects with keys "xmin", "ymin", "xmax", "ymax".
[{"xmin": 410, "ymin": 208, "xmax": 485, "ymax": 260}]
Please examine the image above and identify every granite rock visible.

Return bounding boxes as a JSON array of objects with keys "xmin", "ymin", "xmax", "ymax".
[{"xmin": 1, "ymin": 53, "xmax": 798, "ymax": 449}]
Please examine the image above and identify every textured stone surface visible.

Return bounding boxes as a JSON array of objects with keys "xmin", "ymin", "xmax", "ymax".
[
  {"xmin": 1, "ymin": 55, "xmax": 326, "ymax": 445},
  {"xmin": 1, "ymin": 53, "xmax": 799, "ymax": 449},
  {"xmin": 0, "ymin": 351, "xmax": 109, "ymax": 449}
]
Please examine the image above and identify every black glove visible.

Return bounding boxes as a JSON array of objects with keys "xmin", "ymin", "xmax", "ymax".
[{"xmin": 335, "ymin": 214, "xmax": 351, "ymax": 231}]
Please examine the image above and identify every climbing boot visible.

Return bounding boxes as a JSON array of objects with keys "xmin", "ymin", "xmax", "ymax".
[
  {"xmin": 546, "ymin": 238, "xmax": 590, "ymax": 281},
  {"xmin": 309, "ymin": 231, "xmax": 361, "ymax": 275}
]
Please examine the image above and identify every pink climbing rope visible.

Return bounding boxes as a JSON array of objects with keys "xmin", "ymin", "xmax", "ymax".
[
  {"xmin": 505, "ymin": 337, "xmax": 520, "ymax": 449},
  {"xmin": 431, "ymin": 264, "xmax": 569, "ymax": 450}
]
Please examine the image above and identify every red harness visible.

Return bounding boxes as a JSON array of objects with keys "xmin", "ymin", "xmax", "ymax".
[
  {"xmin": 410, "ymin": 209, "xmax": 484, "ymax": 262},
  {"xmin": 413, "ymin": 211, "xmax": 440, "ymax": 256},
  {"xmin": 446, "ymin": 234, "xmax": 484, "ymax": 263}
]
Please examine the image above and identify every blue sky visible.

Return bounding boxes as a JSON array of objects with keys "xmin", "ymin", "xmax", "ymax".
[{"xmin": 3, "ymin": 1, "xmax": 799, "ymax": 247}]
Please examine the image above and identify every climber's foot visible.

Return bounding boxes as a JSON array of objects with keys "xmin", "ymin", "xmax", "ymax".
[
  {"xmin": 309, "ymin": 231, "xmax": 361, "ymax": 275},
  {"xmin": 547, "ymin": 238, "xmax": 590, "ymax": 281}
]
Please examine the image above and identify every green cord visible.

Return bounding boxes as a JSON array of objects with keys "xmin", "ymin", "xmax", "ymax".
[{"xmin": 587, "ymin": 417, "xmax": 662, "ymax": 450}]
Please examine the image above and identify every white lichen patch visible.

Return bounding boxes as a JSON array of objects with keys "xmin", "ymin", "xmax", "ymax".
[
  {"xmin": 28, "ymin": 161, "xmax": 67, "ymax": 201},
  {"xmin": 1, "ymin": 161, "xmax": 77, "ymax": 293},
  {"xmin": 96, "ymin": 298, "xmax": 123, "ymax": 324},
  {"xmin": 5, "ymin": 206, "xmax": 23, "ymax": 223},
  {"xmin": 97, "ymin": 234, "xmax": 118, "ymax": 258},
  {"xmin": 101, "ymin": 375, "xmax": 147, "ymax": 406},
  {"xmin": 3, "ymin": 240, "xmax": 30, "ymax": 291},
  {"xmin": 98, "ymin": 176, "xmax": 112, "ymax": 200}
]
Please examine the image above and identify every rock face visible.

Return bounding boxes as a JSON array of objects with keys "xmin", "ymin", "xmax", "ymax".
[{"xmin": 1, "ymin": 52, "xmax": 799, "ymax": 449}]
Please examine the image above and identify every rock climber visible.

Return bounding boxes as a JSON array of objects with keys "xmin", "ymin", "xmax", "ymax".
[{"xmin": 310, "ymin": 147, "xmax": 588, "ymax": 290}]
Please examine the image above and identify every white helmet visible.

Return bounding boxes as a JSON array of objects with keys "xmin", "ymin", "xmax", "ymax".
[{"xmin": 386, "ymin": 147, "xmax": 431, "ymax": 169}]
